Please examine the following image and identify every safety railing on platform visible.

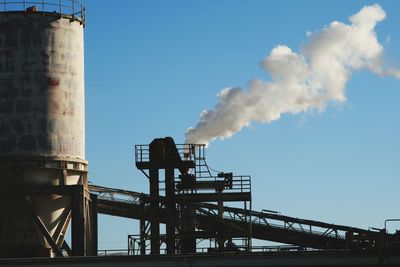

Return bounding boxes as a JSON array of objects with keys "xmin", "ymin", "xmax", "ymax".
[
  {"xmin": 135, "ymin": 143, "xmax": 206, "ymax": 164},
  {"xmin": 0, "ymin": 0, "xmax": 85, "ymax": 24},
  {"xmin": 175, "ymin": 175, "xmax": 251, "ymax": 194},
  {"xmin": 128, "ymin": 234, "xmax": 169, "ymax": 256},
  {"xmin": 127, "ymin": 234, "xmax": 317, "ymax": 256},
  {"xmin": 135, "ymin": 142, "xmax": 250, "ymax": 193}
]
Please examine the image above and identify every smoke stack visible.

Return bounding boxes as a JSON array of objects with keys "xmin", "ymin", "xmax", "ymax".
[{"xmin": 186, "ymin": 4, "xmax": 400, "ymax": 146}]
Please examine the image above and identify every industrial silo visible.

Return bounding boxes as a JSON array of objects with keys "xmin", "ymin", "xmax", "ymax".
[{"xmin": 0, "ymin": 1, "xmax": 96, "ymax": 257}]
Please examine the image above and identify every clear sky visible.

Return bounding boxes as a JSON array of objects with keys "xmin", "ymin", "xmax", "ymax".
[{"xmin": 80, "ymin": 0, "xmax": 400, "ymax": 249}]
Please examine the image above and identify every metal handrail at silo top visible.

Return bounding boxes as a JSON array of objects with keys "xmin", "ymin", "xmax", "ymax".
[{"xmin": 0, "ymin": 0, "xmax": 85, "ymax": 25}]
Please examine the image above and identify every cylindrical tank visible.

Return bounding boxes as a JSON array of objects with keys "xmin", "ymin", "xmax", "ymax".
[{"xmin": 0, "ymin": 1, "xmax": 87, "ymax": 257}]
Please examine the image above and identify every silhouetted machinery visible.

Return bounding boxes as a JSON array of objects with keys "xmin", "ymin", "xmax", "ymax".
[
  {"xmin": 0, "ymin": 0, "xmax": 398, "ymax": 262},
  {"xmin": 91, "ymin": 137, "xmax": 400, "ymax": 256},
  {"xmin": 134, "ymin": 137, "xmax": 252, "ymax": 254}
]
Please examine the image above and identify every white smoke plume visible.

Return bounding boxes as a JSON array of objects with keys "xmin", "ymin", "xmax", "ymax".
[{"xmin": 185, "ymin": 4, "xmax": 400, "ymax": 145}]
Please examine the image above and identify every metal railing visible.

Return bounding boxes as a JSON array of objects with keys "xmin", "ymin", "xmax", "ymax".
[
  {"xmin": 127, "ymin": 234, "xmax": 318, "ymax": 256},
  {"xmin": 0, "ymin": 0, "xmax": 85, "ymax": 25},
  {"xmin": 135, "ymin": 143, "xmax": 206, "ymax": 164},
  {"xmin": 176, "ymin": 175, "xmax": 251, "ymax": 194},
  {"xmin": 192, "ymin": 201, "xmax": 384, "ymax": 242},
  {"xmin": 135, "ymin": 143, "xmax": 250, "ymax": 194},
  {"xmin": 89, "ymin": 184, "xmax": 143, "ymax": 206}
]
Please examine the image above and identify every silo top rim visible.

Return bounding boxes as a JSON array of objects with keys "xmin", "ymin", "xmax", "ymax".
[{"xmin": 0, "ymin": 0, "xmax": 85, "ymax": 25}]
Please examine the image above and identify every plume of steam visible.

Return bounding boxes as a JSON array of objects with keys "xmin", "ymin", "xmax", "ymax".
[{"xmin": 185, "ymin": 4, "xmax": 400, "ymax": 145}]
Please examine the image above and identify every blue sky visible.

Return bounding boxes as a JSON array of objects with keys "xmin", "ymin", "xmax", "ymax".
[{"xmin": 81, "ymin": 0, "xmax": 400, "ymax": 249}]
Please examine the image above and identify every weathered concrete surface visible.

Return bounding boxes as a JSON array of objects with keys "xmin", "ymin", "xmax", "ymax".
[
  {"xmin": 0, "ymin": 11, "xmax": 86, "ymax": 257},
  {"xmin": 0, "ymin": 12, "xmax": 85, "ymax": 159}
]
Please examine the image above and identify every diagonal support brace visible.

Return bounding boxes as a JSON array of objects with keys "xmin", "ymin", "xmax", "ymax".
[{"xmin": 27, "ymin": 198, "xmax": 63, "ymax": 257}]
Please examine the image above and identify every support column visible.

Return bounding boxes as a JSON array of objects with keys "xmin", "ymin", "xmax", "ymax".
[
  {"xmin": 140, "ymin": 197, "xmax": 146, "ymax": 255},
  {"xmin": 86, "ymin": 193, "xmax": 98, "ymax": 256},
  {"xmin": 140, "ymin": 219, "xmax": 146, "ymax": 255},
  {"xmin": 149, "ymin": 168, "xmax": 160, "ymax": 255},
  {"xmin": 71, "ymin": 185, "xmax": 85, "ymax": 256},
  {"xmin": 181, "ymin": 203, "xmax": 196, "ymax": 253},
  {"xmin": 180, "ymin": 174, "xmax": 196, "ymax": 254},
  {"xmin": 217, "ymin": 190, "xmax": 225, "ymax": 250},
  {"xmin": 165, "ymin": 168, "xmax": 176, "ymax": 254}
]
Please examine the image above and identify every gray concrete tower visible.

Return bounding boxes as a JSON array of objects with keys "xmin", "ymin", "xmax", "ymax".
[{"xmin": 0, "ymin": 1, "xmax": 89, "ymax": 257}]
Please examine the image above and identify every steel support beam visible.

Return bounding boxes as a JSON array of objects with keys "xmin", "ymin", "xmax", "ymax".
[
  {"xmin": 165, "ymin": 167, "xmax": 176, "ymax": 254},
  {"xmin": 86, "ymin": 193, "xmax": 98, "ymax": 256},
  {"xmin": 180, "ymin": 204, "xmax": 196, "ymax": 253},
  {"xmin": 28, "ymin": 200, "xmax": 63, "ymax": 257},
  {"xmin": 71, "ymin": 186, "xmax": 85, "ymax": 256},
  {"xmin": 61, "ymin": 241, "xmax": 72, "ymax": 256},
  {"xmin": 149, "ymin": 168, "xmax": 160, "ymax": 255}
]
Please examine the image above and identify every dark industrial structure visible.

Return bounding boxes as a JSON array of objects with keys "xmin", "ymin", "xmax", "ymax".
[
  {"xmin": 0, "ymin": 1, "xmax": 399, "ymax": 266},
  {"xmin": 133, "ymin": 137, "xmax": 252, "ymax": 254},
  {"xmin": 91, "ymin": 137, "xmax": 400, "ymax": 256}
]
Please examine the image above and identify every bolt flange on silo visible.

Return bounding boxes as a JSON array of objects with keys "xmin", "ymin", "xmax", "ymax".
[{"xmin": 0, "ymin": 1, "xmax": 97, "ymax": 258}]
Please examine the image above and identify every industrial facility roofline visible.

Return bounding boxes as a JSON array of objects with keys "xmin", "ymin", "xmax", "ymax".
[{"xmin": 0, "ymin": 0, "xmax": 85, "ymax": 25}]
